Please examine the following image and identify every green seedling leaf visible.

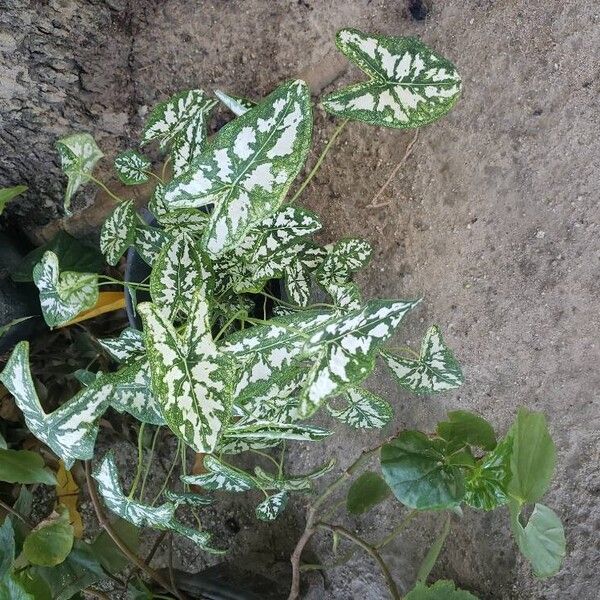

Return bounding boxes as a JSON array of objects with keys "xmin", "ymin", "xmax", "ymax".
[
  {"xmin": 380, "ymin": 431, "xmax": 465, "ymax": 510},
  {"xmin": 215, "ymin": 90, "xmax": 256, "ymax": 116},
  {"xmin": 33, "ymin": 251, "xmax": 98, "ymax": 328},
  {"xmin": 0, "ymin": 518, "xmax": 15, "ymax": 577},
  {"xmin": 510, "ymin": 502, "xmax": 565, "ymax": 578},
  {"xmin": 508, "ymin": 408, "xmax": 556, "ymax": 504},
  {"xmin": 98, "ymin": 327, "xmax": 145, "ymax": 362},
  {"xmin": 142, "ymin": 89, "xmax": 217, "ymax": 150},
  {"xmin": 300, "ymin": 299, "xmax": 418, "ymax": 416},
  {"xmin": 55, "ymin": 133, "xmax": 104, "ymax": 214},
  {"xmin": 149, "ymin": 232, "xmax": 212, "ymax": 320},
  {"xmin": 382, "ymin": 326, "xmax": 463, "ymax": 394},
  {"xmin": 223, "ymin": 420, "xmax": 331, "ymax": 442},
  {"xmin": 417, "ymin": 517, "xmax": 451, "ymax": 584},
  {"xmin": 182, "ymin": 455, "xmax": 257, "ymax": 492},
  {"xmin": 437, "ymin": 410, "xmax": 496, "ymax": 451},
  {"xmin": 10, "ymin": 230, "xmax": 104, "ymax": 283},
  {"xmin": 100, "ymin": 199, "xmax": 137, "ymax": 266},
  {"xmin": 328, "ymin": 387, "xmax": 393, "ymax": 429},
  {"xmin": 0, "ymin": 185, "xmax": 27, "ymax": 216},
  {"xmin": 404, "ymin": 580, "xmax": 478, "ymax": 600},
  {"xmin": 323, "ymin": 29, "xmax": 461, "ymax": 129},
  {"xmin": 464, "ymin": 435, "xmax": 512, "ymax": 511},
  {"xmin": 255, "ymin": 491, "xmax": 288, "ymax": 521},
  {"xmin": 134, "ymin": 225, "xmax": 173, "ymax": 265},
  {"xmin": 0, "ymin": 449, "xmax": 56, "ymax": 485},
  {"xmin": 316, "ymin": 238, "xmax": 372, "ymax": 286},
  {"xmin": 254, "ymin": 459, "xmax": 335, "ymax": 492},
  {"xmin": 163, "ymin": 80, "xmax": 312, "ymax": 256},
  {"xmin": 0, "ymin": 342, "xmax": 112, "ymax": 469},
  {"xmin": 163, "ymin": 490, "xmax": 213, "ymax": 507},
  {"xmin": 346, "ymin": 471, "xmax": 391, "ymax": 514},
  {"xmin": 23, "ymin": 507, "xmax": 74, "ymax": 567},
  {"xmin": 139, "ymin": 294, "xmax": 235, "ymax": 453},
  {"xmin": 114, "ymin": 150, "xmax": 151, "ymax": 185}
]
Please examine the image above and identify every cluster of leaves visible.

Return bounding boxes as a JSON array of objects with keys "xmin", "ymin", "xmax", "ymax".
[{"xmin": 0, "ymin": 28, "xmax": 563, "ymax": 599}]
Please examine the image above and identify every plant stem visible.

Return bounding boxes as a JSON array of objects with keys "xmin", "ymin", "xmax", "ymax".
[
  {"xmin": 290, "ymin": 118, "xmax": 349, "ymax": 204},
  {"xmin": 145, "ymin": 530, "xmax": 168, "ymax": 567},
  {"xmin": 376, "ymin": 510, "xmax": 418, "ymax": 549},
  {"xmin": 0, "ymin": 499, "xmax": 33, "ymax": 528},
  {"xmin": 145, "ymin": 170, "xmax": 164, "ymax": 184},
  {"xmin": 88, "ymin": 175, "xmax": 124, "ymax": 204},
  {"xmin": 249, "ymin": 449, "xmax": 282, "ymax": 471},
  {"xmin": 128, "ymin": 423, "xmax": 146, "ymax": 499},
  {"xmin": 214, "ymin": 310, "xmax": 245, "ymax": 341},
  {"xmin": 152, "ymin": 438, "xmax": 182, "ymax": 505},
  {"xmin": 161, "ymin": 156, "xmax": 172, "ymax": 181},
  {"xmin": 316, "ymin": 523, "xmax": 401, "ymax": 600},
  {"xmin": 84, "ymin": 461, "xmax": 186, "ymax": 600},
  {"xmin": 140, "ymin": 426, "xmax": 162, "ymax": 501}
]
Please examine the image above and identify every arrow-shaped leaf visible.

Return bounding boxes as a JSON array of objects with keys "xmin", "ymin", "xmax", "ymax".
[
  {"xmin": 100, "ymin": 200, "xmax": 137, "ymax": 266},
  {"xmin": 327, "ymin": 387, "xmax": 393, "ymax": 429},
  {"xmin": 323, "ymin": 28, "xmax": 461, "ymax": 129},
  {"xmin": 114, "ymin": 150, "xmax": 151, "ymax": 185},
  {"xmin": 98, "ymin": 327, "xmax": 145, "ymax": 363}
]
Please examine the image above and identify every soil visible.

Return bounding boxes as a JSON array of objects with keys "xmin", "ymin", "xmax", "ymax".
[{"xmin": 1, "ymin": 1, "xmax": 599, "ymax": 599}]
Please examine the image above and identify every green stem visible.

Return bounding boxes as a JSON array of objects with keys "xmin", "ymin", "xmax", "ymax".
[
  {"xmin": 289, "ymin": 118, "xmax": 349, "ymax": 204},
  {"xmin": 161, "ymin": 156, "xmax": 172, "ymax": 181},
  {"xmin": 249, "ymin": 449, "xmax": 281, "ymax": 471},
  {"xmin": 145, "ymin": 170, "xmax": 164, "ymax": 184},
  {"xmin": 376, "ymin": 510, "xmax": 418, "ymax": 549},
  {"xmin": 128, "ymin": 423, "xmax": 146, "ymax": 499},
  {"xmin": 88, "ymin": 175, "xmax": 124, "ymax": 204},
  {"xmin": 140, "ymin": 426, "xmax": 162, "ymax": 501},
  {"xmin": 278, "ymin": 440, "xmax": 286, "ymax": 478},
  {"xmin": 214, "ymin": 310, "xmax": 245, "ymax": 341},
  {"xmin": 152, "ymin": 438, "xmax": 182, "ymax": 506}
]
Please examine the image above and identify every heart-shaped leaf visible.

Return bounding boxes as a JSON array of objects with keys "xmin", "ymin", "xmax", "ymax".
[
  {"xmin": 327, "ymin": 387, "xmax": 393, "ymax": 429},
  {"xmin": 346, "ymin": 471, "xmax": 391, "ymax": 514},
  {"xmin": 23, "ymin": 507, "xmax": 74, "ymax": 567},
  {"xmin": 382, "ymin": 326, "xmax": 463, "ymax": 394},
  {"xmin": 316, "ymin": 238, "xmax": 372, "ymax": 286},
  {"xmin": 437, "ymin": 410, "xmax": 496, "ymax": 451},
  {"xmin": 0, "ymin": 449, "xmax": 56, "ymax": 485},
  {"xmin": 223, "ymin": 420, "xmax": 330, "ymax": 442},
  {"xmin": 114, "ymin": 151, "xmax": 151, "ymax": 185},
  {"xmin": 55, "ymin": 133, "xmax": 104, "ymax": 214},
  {"xmin": 323, "ymin": 29, "xmax": 461, "ymax": 129},
  {"xmin": 255, "ymin": 491, "xmax": 288, "ymax": 521},
  {"xmin": 134, "ymin": 225, "xmax": 173, "ymax": 265},
  {"xmin": 163, "ymin": 80, "xmax": 312, "ymax": 256},
  {"xmin": 100, "ymin": 200, "xmax": 137, "ymax": 266},
  {"xmin": 163, "ymin": 490, "xmax": 213, "ymax": 507}
]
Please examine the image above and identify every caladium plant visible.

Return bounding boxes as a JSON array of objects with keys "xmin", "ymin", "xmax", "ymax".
[{"xmin": 0, "ymin": 28, "xmax": 565, "ymax": 600}]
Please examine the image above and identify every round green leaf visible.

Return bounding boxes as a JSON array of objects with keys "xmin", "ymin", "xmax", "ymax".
[
  {"xmin": 23, "ymin": 509, "xmax": 74, "ymax": 567},
  {"xmin": 346, "ymin": 471, "xmax": 391, "ymax": 514},
  {"xmin": 437, "ymin": 410, "xmax": 496, "ymax": 451},
  {"xmin": 0, "ymin": 449, "xmax": 56, "ymax": 485}
]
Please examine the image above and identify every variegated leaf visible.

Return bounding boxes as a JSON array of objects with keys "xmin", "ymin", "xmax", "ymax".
[
  {"xmin": 182, "ymin": 455, "xmax": 256, "ymax": 492},
  {"xmin": 326, "ymin": 281, "xmax": 362, "ymax": 311},
  {"xmin": 0, "ymin": 342, "xmax": 111, "ymax": 468},
  {"xmin": 327, "ymin": 387, "xmax": 393, "ymax": 428},
  {"xmin": 141, "ymin": 89, "xmax": 217, "ymax": 150},
  {"xmin": 109, "ymin": 360, "xmax": 165, "ymax": 425},
  {"xmin": 217, "ymin": 437, "xmax": 279, "ymax": 455},
  {"xmin": 114, "ymin": 150, "xmax": 151, "ymax": 185},
  {"xmin": 316, "ymin": 238, "xmax": 372, "ymax": 286},
  {"xmin": 33, "ymin": 251, "xmax": 98, "ymax": 328},
  {"xmin": 163, "ymin": 489, "xmax": 213, "ymax": 507},
  {"xmin": 299, "ymin": 299, "xmax": 418, "ymax": 416},
  {"xmin": 149, "ymin": 233, "xmax": 212, "ymax": 320},
  {"xmin": 223, "ymin": 420, "xmax": 331, "ymax": 442},
  {"xmin": 149, "ymin": 185, "xmax": 210, "ymax": 236},
  {"xmin": 215, "ymin": 90, "xmax": 256, "ymax": 116},
  {"xmin": 94, "ymin": 451, "xmax": 216, "ymax": 549},
  {"xmin": 100, "ymin": 200, "xmax": 137, "ymax": 266},
  {"xmin": 382, "ymin": 325, "xmax": 463, "ymax": 394},
  {"xmin": 255, "ymin": 491, "xmax": 288, "ymax": 521},
  {"xmin": 134, "ymin": 225, "xmax": 172, "ymax": 265},
  {"xmin": 98, "ymin": 327, "xmax": 145, "ymax": 362},
  {"xmin": 55, "ymin": 133, "xmax": 104, "ymax": 214},
  {"xmin": 220, "ymin": 309, "xmax": 333, "ymax": 400},
  {"xmin": 139, "ymin": 294, "xmax": 235, "ymax": 452},
  {"xmin": 323, "ymin": 29, "xmax": 461, "ymax": 129},
  {"xmin": 163, "ymin": 80, "xmax": 312, "ymax": 256},
  {"xmin": 171, "ymin": 111, "xmax": 208, "ymax": 177},
  {"xmin": 254, "ymin": 459, "xmax": 335, "ymax": 492}
]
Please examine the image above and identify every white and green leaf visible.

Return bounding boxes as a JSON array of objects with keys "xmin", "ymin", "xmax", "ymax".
[
  {"xmin": 255, "ymin": 491, "xmax": 288, "ymax": 521},
  {"xmin": 171, "ymin": 111, "xmax": 209, "ymax": 177},
  {"xmin": 215, "ymin": 90, "xmax": 256, "ymax": 116},
  {"xmin": 382, "ymin": 325, "xmax": 463, "ymax": 394},
  {"xmin": 134, "ymin": 225, "xmax": 172, "ymax": 265},
  {"xmin": 33, "ymin": 251, "xmax": 98, "ymax": 328},
  {"xmin": 0, "ymin": 342, "xmax": 111, "ymax": 468},
  {"xmin": 223, "ymin": 420, "xmax": 331, "ymax": 442},
  {"xmin": 55, "ymin": 133, "xmax": 104, "ymax": 214},
  {"xmin": 254, "ymin": 459, "xmax": 335, "ymax": 492},
  {"xmin": 163, "ymin": 80, "xmax": 312, "ymax": 256},
  {"xmin": 100, "ymin": 200, "xmax": 137, "ymax": 266},
  {"xmin": 163, "ymin": 489, "xmax": 213, "ymax": 507},
  {"xmin": 139, "ymin": 294, "xmax": 235, "ymax": 453},
  {"xmin": 323, "ymin": 29, "xmax": 461, "ymax": 129},
  {"xmin": 327, "ymin": 387, "xmax": 393, "ymax": 428},
  {"xmin": 114, "ymin": 150, "xmax": 151, "ymax": 185},
  {"xmin": 181, "ymin": 455, "xmax": 257, "ymax": 492},
  {"xmin": 316, "ymin": 238, "xmax": 372, "ymax": 286},
  {"xmin": 98, "ymin": 327, "xmax": 145, "ymax": 362}
]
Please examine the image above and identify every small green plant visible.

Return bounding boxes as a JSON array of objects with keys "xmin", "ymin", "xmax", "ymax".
[{"xmin": 0, "ymin": 29, "xmax": 564, "ymax": 599}]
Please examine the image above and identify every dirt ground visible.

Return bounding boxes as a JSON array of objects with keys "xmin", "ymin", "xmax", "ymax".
[{"xmin": 2, "ymin": 1, "xmax": 599, "ymax": 598}]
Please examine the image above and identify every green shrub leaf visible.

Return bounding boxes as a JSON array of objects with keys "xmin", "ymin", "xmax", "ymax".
[
  {"xmin": 436, "ymin": 410, "xmax": 496, "ymax": 451},
  {"xmin": 139, "ymin": 294, "xmax": 235, "ymax": 453},
  {"xmin": 507, "ymin": 408, "xmax": 556, "ymax": 504},
  {"xmin": 510, "ymin": 502, "xmax": 565, "ymax": 578},
  {"xmin": 0, "ymin": 342, "xmax": 111, "ymax": 469},
  {"xmin": 163, "ymin": 80, "xmax": 312, "ymax": 256},
  {"xmin": 380, "ymin": 431, "xmax": 464, "ymax": 510},
  {"xmin": 328, "ymin": 387, "xmax": 393, "ymax": 429},
  {"xmin": 100, "ymin": 199, "xmax": 137, "ymax": 266},
  {"xmin": 33, "ymin": 251, "xmax": 98, "ymax": 328},
  {"xmin": 346, "ymin": 471, "xmax": 391, "ymax": 514},
  {"xmin": 0, "ymin": 574, "xmax": 35, "ymax": 600},
  {"xmin": 55, "ymin": 133, "xmax": 104, "ymax": 214},
  {"xmin": 404, "ymin": 580, "xmax": 478, "ymax": 600},
  {"xmin": 382, "ymin": 326, "xmax": 463, "ymax": 394},
  {"xmin": 323, "ymin": 29, "xmax": 461, "ymax": 129},
  {"xmin": 114, "ymin": 150, "xmax": 151, "ymax": 185},
  {"xmin": 22, "ymin": 507, "xmax": 74, "ymax": 567},
  {"xmin": 0, "ymin": 449, "xmax": 56, "ymax": 485},
  {"xmin": 255, "ymin": 491, "xmax": 288, "ymax": 521}
]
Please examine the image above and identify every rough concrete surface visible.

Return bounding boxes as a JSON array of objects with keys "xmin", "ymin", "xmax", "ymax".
[{"xmin": 1, "ymin": 1, "xmax": 599, "ymax": 599}]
